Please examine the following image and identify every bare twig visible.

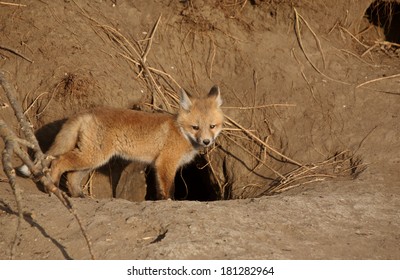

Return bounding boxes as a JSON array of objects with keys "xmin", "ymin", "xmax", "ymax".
[
  {"xmin": 0, "ymin": 71, "xmax": 95, "ymax": 259},
  {"xmin": 361, "ymin": 40, "xmax": 400, "ymax": 57},
  {"xmin": 261, "ymin": 150, "xmax": 364, "ymax": 196},
  {"xmin": 0, "ymin": 45, "xmax": 33, "ymax": 63},
  {"xmin": 291, "ymin": 48, "xmax": 318, "ymax": 101},
  {"xmin": 137, "ymin": 15, "xmax": 173, "ymax": 110},
  {"xmin": 141, "ymin": 15, "xmax": 162, "ymax": 63},
  {"xmin": 339, "ymin": 48, "xmax": 382, "ymax": 68},
  {"xmin": 293, "ymin": 8, "xmax": 350, "ymax": 86},
  {"xmin": 361, "ymin": 43, "xmax": 378, "ymax": 57},
  {"xmin": 376, "ymin": 40, "xmax": 400, "ymax": 48},
  {"xmin": 339, "ymin": 26, "xmax": 370, "ymax": 49},
  {"xmin": 206, "ymin": 36, "xmax": 216, "ymax": 79},
  {"xmin": 223, "ymin": 104, "xmax": 296, "ymax": 110},
  {"xmin": 0, "ymin": 127, "xmax": 22, "ymax": 259},
  {"xmin": 224, "ymin": 114, "xmax": 305, "ymax": 168},
  {"xmin": 204, "ymin": 151, "xmax": 225, "ymax": 199},
  {"xmin": 356, "ymin": 73, "xmax": 400, "ymax": 89},
  {"xmin": 97, "ymin": 16, "xmax": 173, "ymax": 111},
  {"xmin": 294, "ymin": 10, "xmax": 326, "ymax": 69},
  {"xmin": 223, "ymin": 132, "xmax": 286, "ymax": 179},
  {"xmin": 0, "ymin": 1, "xmax": 26, "ymax": 7}
]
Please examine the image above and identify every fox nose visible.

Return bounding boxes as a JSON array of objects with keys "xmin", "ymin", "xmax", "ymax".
[{"xmin": 203, "ymin": 139, "xmax": 211, "ymax": 146}]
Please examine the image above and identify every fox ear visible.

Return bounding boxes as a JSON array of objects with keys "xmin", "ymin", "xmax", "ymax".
[
  {"xmin": 180, "ymin": 88, "xmax": 192, "ymax": 111},
  {"xmin": 208, "ymin": 85, "xmax": 222, "ymax": 108}
]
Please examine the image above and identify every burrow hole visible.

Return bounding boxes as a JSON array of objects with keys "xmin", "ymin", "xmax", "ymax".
[{"xmin": 365, "ymin": 0, "xmax": 400, "ymax": 44}]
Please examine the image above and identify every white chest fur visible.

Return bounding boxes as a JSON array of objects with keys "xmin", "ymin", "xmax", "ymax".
[{"xmin": 179, "ymin": 149, "xmax": 198, "ymax": 167}]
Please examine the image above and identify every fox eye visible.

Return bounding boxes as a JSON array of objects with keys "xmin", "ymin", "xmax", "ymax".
[
  {"xmin": 192, "ymin": 125, "xmax": 199, "ymax": 130},
  {"xmin": 210, "ymin": 124, "xmax": 216, "ymax": 129}
]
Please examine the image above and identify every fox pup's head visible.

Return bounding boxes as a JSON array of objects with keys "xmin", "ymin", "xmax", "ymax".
[{"xmin": 177, "ymin": 85, "xmax": 224, "ymax": 148}]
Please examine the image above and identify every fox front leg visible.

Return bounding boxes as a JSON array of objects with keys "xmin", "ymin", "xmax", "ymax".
[{"xmin": 154, "ymin": 157, "xmax": 179, "ymax": 200}]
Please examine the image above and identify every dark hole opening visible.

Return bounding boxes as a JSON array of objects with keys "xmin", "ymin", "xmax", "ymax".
[
  {"xmin": 365, "ymin": 0, "xmax": 400, "ymax": 44},
  {"xmin": 145, "ymin": 155, "xmax": 220, "ymax": 201},
  {"xmin": 175, "ymin": 155, "xmax": 220, "ymax": 201}
]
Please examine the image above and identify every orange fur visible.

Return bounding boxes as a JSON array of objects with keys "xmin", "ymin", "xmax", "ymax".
[{"xmin": 47, "ymin": 86, "xmax": 224, "ymax": 199}]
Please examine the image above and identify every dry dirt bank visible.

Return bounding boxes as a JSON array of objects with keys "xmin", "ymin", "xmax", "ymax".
[{"xmin": 0, "ymin": 0, "xmax": 399, "ymax": 259}]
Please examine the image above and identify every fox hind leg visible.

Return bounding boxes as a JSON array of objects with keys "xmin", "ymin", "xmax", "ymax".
[{"xmin": 50, "ymin": 149, "xmax": 110, "ymax": 197}]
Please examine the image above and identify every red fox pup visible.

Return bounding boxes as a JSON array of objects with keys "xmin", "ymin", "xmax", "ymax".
[{"xmin": 20, "ymin": 86, "xmax": 224, "ymax": 199}]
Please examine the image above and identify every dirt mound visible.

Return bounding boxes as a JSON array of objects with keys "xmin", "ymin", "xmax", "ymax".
[{"xmin": 1, "ymin": 0, "xmax": 399, "ymax": 259}]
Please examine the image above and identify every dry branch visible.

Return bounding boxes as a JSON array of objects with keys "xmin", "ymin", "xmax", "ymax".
[
  {"xmin": 339, "ymin": 48, "xmax": 381, "ymax": 68},
  {"xmin": 98, "ymin": 17, "xmax": 174, "ymax": 110},
  {"xmin": 0, "ymin": 71, "xmax": 95, "ymax": 259},
  {"xmin": 141, "ymin": 15, "xmax": 162, "ymax": 63},
  {"xmin": 223, "ymin": 104, "xmax": 296, "ymax": 110},
  {"xmin": 72, "ymin": 0, "xmax": 175, "ymax": 111},
  {"xmin": 0, "ymin": 126, "xmax": 22, "ymax": 259},
  {"xmin": 294, "ymin": 10, "xmax": 326, "ymax": 69},
  {"xmin": 356, "ymin": 73, "xmax": 400, "ymax": 89},
  {"xmin": 293, "ymin": 8, "xmax": 350, "ymax": 86},
  {"xmin": 224, "ymin": 115, "xmax": 305, "ymax": 168},
  {"xmin": 261, "ymin": 150, "xmax": 365, "ymax": 196},
  {"xmin": 0, "ymin": 1, "xmax": 26, "ymax": 7},
  {"xmin": 0, "ymin": 45, "xmax": 33, "ymax": 63},
  {"xmin": 339, "ymin": 26, "xmax": 370, "ymax": 49}
]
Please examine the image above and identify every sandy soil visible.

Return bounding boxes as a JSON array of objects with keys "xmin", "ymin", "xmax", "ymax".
[{"xmin": 0, "ymin": 0, "xmax": 399, "ymax": 259}]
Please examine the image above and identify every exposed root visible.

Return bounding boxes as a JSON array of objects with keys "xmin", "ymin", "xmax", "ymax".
[
  {"xmin": 356, "ymin": 73, "xmax": 400, "ymax": 88},
  {"xmin": 0, "ymin": 45, "xmax": 33, "ymax": 63},
  {"xmin": 262, "ymin": 150, "xmax": 366, "ymax": 196},
  {"xmin": 293, "ymin": 8, "xmax": 350, "ymax": 86}
]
